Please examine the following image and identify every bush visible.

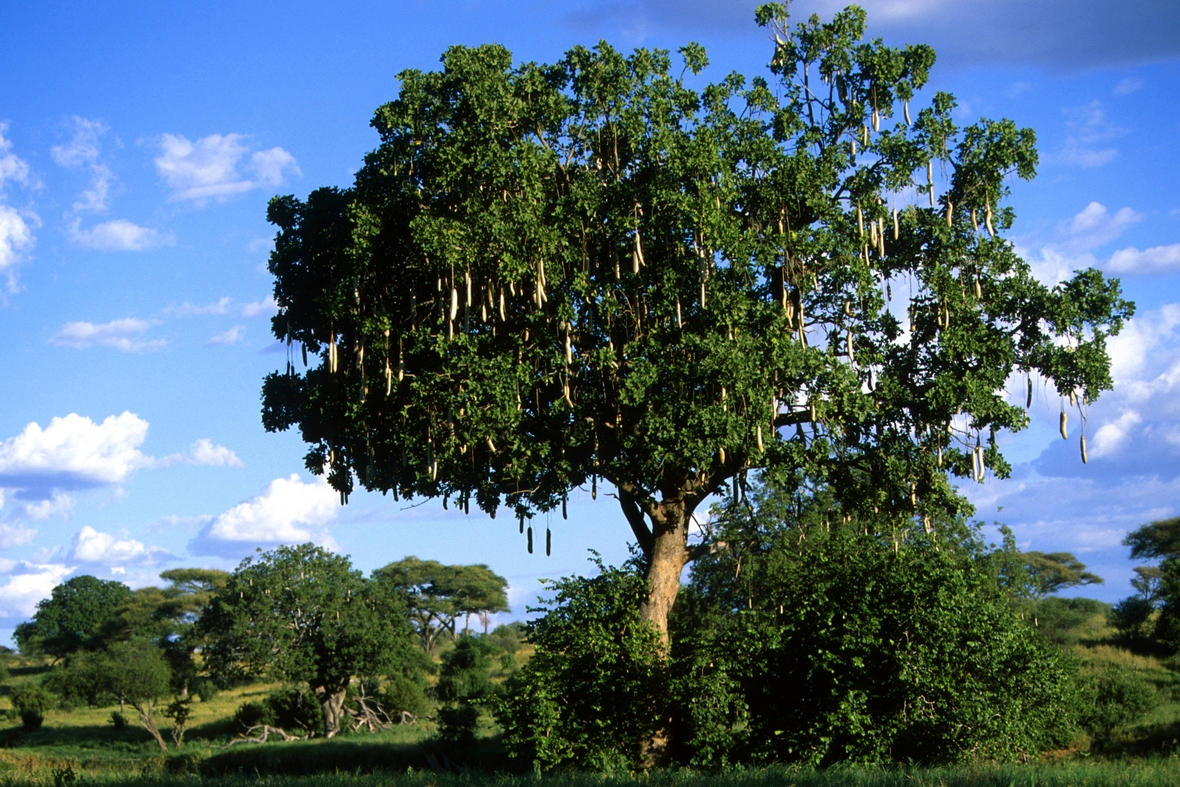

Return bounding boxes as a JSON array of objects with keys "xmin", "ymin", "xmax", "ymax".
[
  {"xmin": 437, "ymin": 703, "xmax": 480, "ymax": 745},
  {"xmin": 678, "ymin": 526, "xmax": 1078, "ymax": 767},
  {"xmin": 1077, "ymin": 665, "xmax": 1158, "ymax": 742},
  {"xmin": 378, "ymin": 674, "xmax": 430, "ymax": 720},
  {"xmin": 233, "ymin": 688, "xmax": 323, "ymax": 735},
  {"xmin": 1111, "ymin": 596, "xmax": 1155, "ymax": 641},
  {"xmin": 20, "ymin": 709, "xmax": 43, "ymax": 732},
  {"xmin": 110, "ymin": 711, "xmax": 128, "ymax": 729},
  {"xmin": 11, "ymin": 684, "xmax": 55, "ymax": 715},
  {"xmin": 496, "ymin": 559, "xmax": 665, "ymax": 771},
  {"xmin": 191, "ymin": 678, "xmax": 220, "ymax": 703}
]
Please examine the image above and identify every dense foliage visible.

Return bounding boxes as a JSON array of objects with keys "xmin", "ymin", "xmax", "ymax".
[
  {"xmin": 13, "ymin": 576, "xmax": 132, "ymax": 660},
  {"xmin": 258, "ymin": 0, "xmax": 1131, "ymax": 658},
  {"xmin": 198, "ymin": 544, "xmax": 413, "ymax": 737}
]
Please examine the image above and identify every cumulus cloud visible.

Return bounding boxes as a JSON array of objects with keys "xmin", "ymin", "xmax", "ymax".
[
  {"xmin": 1108, "ymin": 244, "xmax": 1180, "ymax": 275},
  {"xmin": 1018, "ymin": 201, "xmax": 1142, "ymax": 286},
  {"xmin": 0, "ymin": 522, "xmax": 36, "ymax": 549},
  {"xmin": 69, "ymin": 219, "xmax": 171, "ymax": 252},
  {"xmin": 0, "ymin": 125, "xmax": 35, "ymax": 291},
  {"xmin": 207, "ymin": 326, "xmax": 245, "ymax": 346},
  {"xmin": 50, "ymin": 117, "xmax": 106, "ymax": 168},
  {"xmin": 0, "ymin": 412, "xmax": 151, "ymax": 495},
  {"xmin": 23, "ymin": 492, "xmax": 74, "ymax": 521},
  {"xmin": 0, "ymin": 205, "xmax": 34, "ymax": 290},
  {"xmin": 0, "ymin": 562, "xmax": 74, "ymax": 618},
  {"xmin": 1061, "ymin": 202, "xmax": 1142, "ymax": 251},
  {"xmin": 190, "ymin": 474, "xmax": 339, "ymax": 556},
  {"xmin": 49, "ymin": 318, "xmax": 165, "ymax": 352},
  {"xmin": 240, "ymin": 296, "xmax": 276, "ymax": 318},
  {"xmin": 188, "ymin": 439, "xmax": 243, "ymax": 467},
  {"xmin": 155, "ymin": 133, "xmax": 300, "ymax": 203},
  {"xmin": 69, "ymin": 526, "xmax": 171, "ymax": 566}
]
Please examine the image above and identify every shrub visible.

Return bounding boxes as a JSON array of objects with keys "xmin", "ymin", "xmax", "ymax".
[
  {"xmin": 437, "ymin": 703, "xmax": 480, "ymax": 745},
  {"xmin": 191, "ymin": 678, "xmax": 220, "ymax": 703},
  {"xmin": 110, "ymin": 711, "xmax": 128, "ymax": 729},
  {"xmin": 1111, "ymin": 596, "xmax": 1155, "ymax": 641},
  {"xmin": 496, "ymin": 559, "xmax": 665, "ymax": 771},
  {"xmin": 11, "ymin": 684, "xmax": 55, "ymax": 715},
  {"xmin": 233, "ymin": 688, "xmax": 323, "ymax": 735},
  {"xmin": 19, "ymin": 709, "xmax": 43, "ymax": 732},
  {"xmin": 1076, "ymin": 665, "xmax": 1158, "ymax": 742},
  {"xmin": 379, "ymin": 674, "xmax": 430, "ymax": 720}
]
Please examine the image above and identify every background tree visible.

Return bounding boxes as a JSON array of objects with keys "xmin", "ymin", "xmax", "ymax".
[
  {"xmin": 199, "ymin": 544, "xmax": 412, "ymax": 737},
  {"xmin": 260, "ymin": 1, "xmax": 1131, "ymax": 657},
  {"xmin": 13, "ymin": 576, "xmax": 132, "ymax": 661},
  {"xmin": 1017, "ymin": 551, "xmax": 1103, "ymax": 600},
  {"xmin": 373, "ymin": 557, "xmax": 508, "ymax": 651},
  {"xmin": 1131, "ymin": 565, "xmax": 1163, "ymax": 604},
  {"xmin": 1122, "ymin": 517, "xmax": 1180, "ymax": 652}
]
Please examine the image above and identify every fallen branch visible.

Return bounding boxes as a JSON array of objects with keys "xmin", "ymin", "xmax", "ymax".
[{"xmin": 224, "ymin": 724, "xmax": 305, "ymax": 746}]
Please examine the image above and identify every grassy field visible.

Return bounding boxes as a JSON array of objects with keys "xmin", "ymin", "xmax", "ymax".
[{"xmin": 2, "ymin": 607, "xmax": 1180, "ymax": 786}]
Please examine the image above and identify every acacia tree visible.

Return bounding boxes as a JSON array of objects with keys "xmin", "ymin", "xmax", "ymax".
[
  {"xmin": 199, "ymin": 544, "xmax": 411, "ymax": 737},
  {"xmin": 373, "ymin": 557, "xmax": 509, "ymax": 651},
  {"xmin": 260, "ymin": 4, "xmax": 1131, "ymax": 647}
]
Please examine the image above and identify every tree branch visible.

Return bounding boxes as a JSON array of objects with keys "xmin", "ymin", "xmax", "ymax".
[{"xmin": 615, "ymin": 487, "xmax": 654, "ymax": 558}]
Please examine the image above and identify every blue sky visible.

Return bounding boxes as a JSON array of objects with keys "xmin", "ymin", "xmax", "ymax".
[{"xmin": 0, "ymin": 0, "xmax": 1178, "ymax": 641}]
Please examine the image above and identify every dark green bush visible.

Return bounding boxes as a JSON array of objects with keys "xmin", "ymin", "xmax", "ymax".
[
  {"xmin": 379, "ymin": 674, "xmax": 430, "ymax": 720},
  {"xmin": 496, "ymin": 559, "xmax": 665, "ymax": 772},
  {"xmin": 109, "ymin": 711, "xmax": 127, "ymax": 729},
  {"xmin": 232, "ymin": 687, "xmax": 323, "ymax": 735},
  {"xmin": 1111, "ymin": 596, "xmax": 1155, "ymax": 641},
  {"xmin": 11, "ymin": 684, "xmax": 55, "ymax": 715},
  {"xmin": 191, "ymin": 678, "xmax": 220, "ymax": 703},
  {"xmin": 437, "ymin": 703, "xmax": 480, "ymax": 744},
  {"xmin": 19, "ymin": 709, "xmax": 43, "ymax": 731},
  {"xmin": 1077, "ymin": 665, "xmax": 1158, "ymax": 742}
]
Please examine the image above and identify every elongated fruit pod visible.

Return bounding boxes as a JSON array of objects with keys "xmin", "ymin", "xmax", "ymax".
[
  {"xmin": 1060, "ymin": 410, "xmax": 1068, "ymax": 440},
  {"xmin": 1081, "ymin": 434, "xmax": 1088, "ymax": 464},
  {"xmin": 719, "ymin": 446, "xmax": 726, "ymax": 465},
  {"xmin": 486, "ymin": 435, "xmax": 496, "ymax": 452},
  {"xmin": 527, "ymin": 526, "xmax": 533, "ymax": 554},
  {"xmin": 301, "ymin": 343, "xmax": 307, "ymax": 366},
  {"xmin": 904, "ymin": 101, "xmax": 911, "ymax": 125},
  {"xmin": 971, "ymin": 208, "xmax": 979, "ymax": 232},
  {"xmin": 1027, "ymin": 377, "xmax": 1033, "ymax": 409},
  {"xmin": 927, "ymin": 161, "xmax": 934, "ymax": 202},
  {"xmin": 851, "ymin": 138, "xmax": 856, "ymax": 157},
  {"xmin": 857, "ymin": 203, "xmax": 864, "ymax": 236},
  {"xmin": 986, "ymin": 203, "xmax": 995, "ymax": 237},
  {"xmin": 756, "ymin": 424, "xmax": 764, "ymax": 452},
  {"xmin": 872, "ymin": 107, "xmax": 880, "ymax": 132},
  {"xmin": 1069, "ymin": 390, "xmax": 1076, "ymax": 407},
  {"xmin": 946, "ymin": 201, "xmax": 954, "ymax": 227},
  {"xmin": 562, "ymin": 497, "xmax": 568, "ymax": 520},
  {"xmin": 975, "ymin": 278, "xmax": 982, "ymax": 299},
  {"xmin": 893, "ymin": 205, "xmax": 899, "ymax": 239},
  {"xmin": 546, "ymin": 527, "xmax": 551, "ymax": 556},
  {"xmin": 847, "ymin": 330, "xmax": 855, "ymax": 363},
  {"xmin": 450, "ymin": 288, "xmax": 458, "ymax": 321}
]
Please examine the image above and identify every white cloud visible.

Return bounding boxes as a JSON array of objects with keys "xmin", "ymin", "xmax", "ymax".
[
  {"xmin": 207, "ymin": 326, "xmax": 245, "ymax": 346},
  {"xmin": 193, "ymin": 474, "xmax": 339, "ymax": 553},
  {"xmin": 49, "ymin": 318, "xmax": 165, "ymax": 352},
  {"xmin": 0, "ymin": 412, "xmax": 151, "ymax": 492},
  {"xmin": 189, "ymin": 438, "xmax": 243, "ymax": 467},
  {"xmin": 1055, "ymin": 101, "xmax": 1127, "ymax": 169},
  {"xmin": 167, "ymin": 297, "xmax": 231, "ymax": 316},
  {"xmin": 155, "ymin": 133, "xmax": 300, "ymax": 203},
  {"xmin": 50, "ymin": 117, "xmax": 106, "ymax": 168},
  {"xmin": 1108, "ymin": 244, "xmax": 1180, "ymax": 275},
  {"xmin": 1113, "ymin": 77, "xmax": 1144, "ymax": 96},
  {"xmin": 69, "ymin": 526, "xmax": 170, "ymax": 566},
  {"xmin": 1061, "ymin": 202, "xmax": 1142, "ymax": 251},
  {"xmin": 0, "ymin": 204, "xmax": 35, "ymax": 289},
  {"xmin": 23, "ymin": 492, "xmax": 74, "ymax": 521},
  {"xmin": 1089, "ymin": 410, "xmax": 1143, "ymax": 458},
  {"xmin": 240, "ymin": 295, "xmax": 276, "ymax": 318},
  {"xmin": 69, "ymin": 219, "xmax": 171, "ymax": 252},
  {"xmin": 0, "ymin": 562, "xmax": 74, "ymax": 618},
  {"xmin": 0, "ymin": 123, "xmax": 31, "ymax": 190},
  {"xmin": 0, "ymin": 524, "xmax": 36, "ymax": 549}
]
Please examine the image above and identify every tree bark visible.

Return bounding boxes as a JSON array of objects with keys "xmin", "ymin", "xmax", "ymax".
[
  {"xmin": 314, "ymin": 684, "xmax": 349, "ymax": 738},
  {"xmin": 131, "ymin": 699, "xmax": 168, "ymax": 752},
  {"xmin": 637, "ymin": 502, "xmax": 691, "ymax": 644}
]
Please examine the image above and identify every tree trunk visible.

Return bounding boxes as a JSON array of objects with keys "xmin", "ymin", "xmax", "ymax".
[
  {"xmin": 314, "ymin": 684, "xmax": 349, "ymax": 738},
  {"xmin": 620, "ymin": 493, "xmax": 694, "ymax": 768},
  {"xmin": 131, "ymin": 699, "xmax": 168, "ymax": 752}
]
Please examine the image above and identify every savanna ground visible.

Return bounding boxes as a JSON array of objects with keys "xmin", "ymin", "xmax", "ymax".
[{"xmin": 3, "ymin": 608, "xmax": 1180, "ymax": 787}]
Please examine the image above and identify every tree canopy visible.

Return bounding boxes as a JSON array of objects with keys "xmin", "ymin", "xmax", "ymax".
[
  {"xmin": 14, "ymin": 575, "xmax": 132, "ymax": 660},
  {"xmin": 259, "ymin": 2, "xmax": 1130, "ymax": 650},
  {"xmin": 372, "ymin": 557, "xmax": 509, "ymax": 651},
  {"xmin": 1018, "ymin": 551, "xmax": 1103, "ymax": 600},
  {"xmin": 198, "ymin": 544, "xmax": 412, "ymax": 737}
]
